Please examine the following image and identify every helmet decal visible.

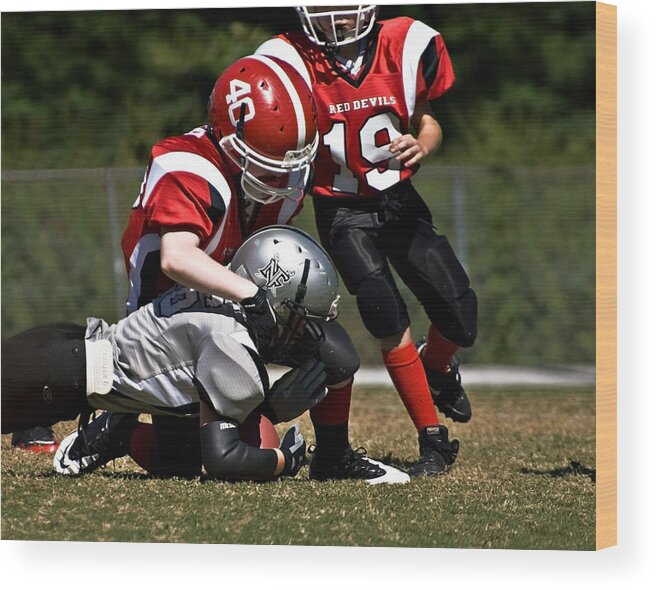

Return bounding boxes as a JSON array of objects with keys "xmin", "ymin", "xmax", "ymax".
[{"xmin": 255, "ymin": 254, "xmax": 296, "ymax": 296}]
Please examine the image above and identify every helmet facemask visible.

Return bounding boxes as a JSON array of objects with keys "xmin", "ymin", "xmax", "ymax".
[
  {"xmin": 296, "ymin": 5, "xmax": 378, "ymax": 47},
  {"xmin": 219, "ymin": 102, "xmax": 318, "ymax": 205},
  {"xmin": 208, "ymin": 56, "xmax": 318, "ymax": 205},
  {"xmin": 265, "ymin": 258, "xmax": 340, "ymax": 365}
]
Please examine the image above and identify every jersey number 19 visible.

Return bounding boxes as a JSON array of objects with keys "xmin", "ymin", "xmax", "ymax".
[{"xmin": 323, "ymin": 112, "xmax": 403, "ymax": 193}]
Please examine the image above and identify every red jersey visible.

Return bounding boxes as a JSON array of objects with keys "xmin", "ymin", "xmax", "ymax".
[
  {"xmin": 121, "ymin": 126, "xmax": 303, "ymax": 312},
  {"xmin": 256, "ymin": 17, "xmax": 455, "ymax": 199}
]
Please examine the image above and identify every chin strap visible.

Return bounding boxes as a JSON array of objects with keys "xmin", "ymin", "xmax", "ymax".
[
  {"xmin": 236, "ymin": 102, "xmax": 247, "ymax": 142},
  {"xmin": 294, "ymin": 258, "xmax": 311, "ymax": 305}
]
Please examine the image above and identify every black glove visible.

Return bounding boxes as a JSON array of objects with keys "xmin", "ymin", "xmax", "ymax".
[
  {"xmin": 241, "ymin": 287, "xmax": 277, "ymax": 353},
  {"xmin": 279, "ymin": 424, "xmax": 306, "ymax": 477},
  {"xmin": 277, "ymin": 321, "xmax": 324, "ymax": 367},
  {"xmin": 261, "ymin": 358, "xmax": 328, "ymax": 424}
]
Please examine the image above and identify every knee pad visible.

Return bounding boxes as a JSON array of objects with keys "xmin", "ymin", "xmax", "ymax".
[
  {"xmin": 319, "ymin": 321, "xmax": 360, "ymax": 385},
  {"xmin": 355, "ymin": 271, "xmax": 410, "ymax": 339},
  {"xmin": 435, "ymin": 288, "xmax": 478, "ymax": 348},
  {"xmin": 405, "ymin": 227, "xmax": 477, "ymax": 346},
  {"xmin": 408, "ymin": 229, "xmax": 471, "ymax": 303}
]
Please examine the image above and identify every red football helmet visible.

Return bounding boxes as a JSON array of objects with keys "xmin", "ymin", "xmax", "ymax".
[{"xmin": 209, "ymin": 55, "xmax": 318, "ymax": 204}]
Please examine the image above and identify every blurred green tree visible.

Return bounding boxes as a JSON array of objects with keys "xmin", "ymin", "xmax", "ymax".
[{"xmin": 1, "ymin": 4, "xmax": 596, "ymax": 365}]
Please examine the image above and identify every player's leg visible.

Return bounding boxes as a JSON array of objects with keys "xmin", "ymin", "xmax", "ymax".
[
  {"xmin": 308, "ymin": 321, "xmax": 408, "ymax": 484},
  {"xmin": 125, "ymin": 414, "xmax": 202, "ymax": 478},
  {"xmin": 384, "ymin": 183, "xmax": 477, "ymax": 423},
  {"xmin": 314, "ymin": 200, "xmax": 448, "ymax": 478},
  {"xmin": 53, "ymin": 409, "xmax": 280, "ymax": 477},
  {"xmin": 320, "ymin": 210, "xmax": 443, "ymax": 436},
  {"xmin": 1, "ymin": 323, "xmax": 90, "ymax": 436}
]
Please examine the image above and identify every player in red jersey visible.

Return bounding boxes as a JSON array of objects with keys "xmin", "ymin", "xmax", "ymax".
[
  {"xmin": 53, "ymin": 55, "xmax": 408, "ymax": 484},
  {"xmin": 256, "ymin": 6, "xmax": 475, "ymax": 476}
]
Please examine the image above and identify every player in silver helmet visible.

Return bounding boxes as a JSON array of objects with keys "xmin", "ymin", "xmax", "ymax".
[
  {"xmin": 2, "ymin": 227, "xmax": 407, "ymax": 482},
  {"xmin": 231, "ymin": 225, "xmax": 340, "ymax": 364},
  {"xmin": 2, "ymin": 227, "xmax": 410, "ymax": 484}
]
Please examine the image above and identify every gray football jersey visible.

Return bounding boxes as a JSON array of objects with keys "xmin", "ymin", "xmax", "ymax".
[{"xmin": 85, "ymin": 284, "xmax": 267, "ymax": 423}]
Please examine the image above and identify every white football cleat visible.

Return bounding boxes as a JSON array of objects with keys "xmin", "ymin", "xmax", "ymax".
[{"xmin": 308, "ymin": 446, "xmax": 410, "ymax": 484}]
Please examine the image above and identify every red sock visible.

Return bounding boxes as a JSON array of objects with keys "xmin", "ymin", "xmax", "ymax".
[
  {"xmin": 423, "ymin": 325, "xmax": 459, "ymax": 374},
  {"xmin": 126, "ymin": 422, "xmax": 156, "ymax": 472},
  {"xmin": 310, "ymin": 379, "xmax": 353, "ymax": 426},
  {"xmin": 383, "ymin": 341, "xmax": 440, "ymax": 430}
]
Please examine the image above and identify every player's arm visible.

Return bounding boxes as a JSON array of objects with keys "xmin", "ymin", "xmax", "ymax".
[
  {"xmin": 388, "ymin": 101, "xmax": 443, "ymax": 168},
  {"xmin": 160, "ymin": 229, "xmax": 276, "ymax": 350},
  {"xmin": 198, "ymin": 400, "xmax": 305, "ymax": 480},
  {"xmin": 160, "ymin": 229, "xmax": 258, "ymax": 301}
]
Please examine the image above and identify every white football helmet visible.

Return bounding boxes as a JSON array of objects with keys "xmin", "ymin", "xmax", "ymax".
[
  {"xmin": 296, "ymin": 5, "xmax": 378, "ymax": 47},
  {"xmin": 230, "ymin": 226, "xmax": 340, "ymax": 362}
]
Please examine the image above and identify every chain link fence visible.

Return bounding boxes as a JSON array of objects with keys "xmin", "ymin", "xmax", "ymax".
[{"xmin": 2, "ymin": 163, "xmax": 595, "ymax": 366}]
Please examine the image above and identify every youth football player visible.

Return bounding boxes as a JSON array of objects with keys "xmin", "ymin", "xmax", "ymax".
[
  {"xmin": 255, "ymin": 5, "xmax": 474, "ymax": 476},
  {"xmin": 2, "ymin": 227, "xmax": 409, "ymax": 484}
]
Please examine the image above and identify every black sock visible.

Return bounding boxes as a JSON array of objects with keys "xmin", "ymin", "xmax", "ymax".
[{"xmin": 312, "ymin": 421, "xmax": 350, "ymax": 461}]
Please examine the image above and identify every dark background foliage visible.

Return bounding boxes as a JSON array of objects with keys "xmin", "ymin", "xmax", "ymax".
[{"xmin": 1, "ymin": 3, "xmax": 596, "ymax": 365}]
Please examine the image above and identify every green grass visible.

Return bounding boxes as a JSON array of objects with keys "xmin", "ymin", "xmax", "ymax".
[{"xmin": 1, "ymin": 386, "xmax": 595, "ymax": 549}]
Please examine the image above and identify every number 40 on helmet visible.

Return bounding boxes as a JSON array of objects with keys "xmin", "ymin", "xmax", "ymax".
[{"xmin": 208, "ymin": 55, "xmax": 319, "ymax": 205}]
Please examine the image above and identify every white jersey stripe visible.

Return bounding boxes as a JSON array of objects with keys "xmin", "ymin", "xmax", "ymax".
[
  {"xmin": 402, "ymin": 21, "xmax": 440, "ymax": 118},
  {"xmin": 126, "ymin": 232, "xmax": 161, "ymax": 314},
  {"xmin": 140, "ymin": 150, "xmax": 233, "ymax": 258},
  {"xmin": 255, "ymin": 38, "xmax": 312, "ymax": 88},
  {"xmin": 250, "ymin": 53, "xmax": 307, "ymax": 150},
  {"xmin": 142, "ymin": 151, "xmax": 232, "ymax": 210}
]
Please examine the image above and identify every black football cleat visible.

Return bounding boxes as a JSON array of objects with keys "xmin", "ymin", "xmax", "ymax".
[
  {"xmin": 308, "ymin": 445, "xmax": 409, "ymax": 484},
  {"xmin": 53, "ymin": 412, "xmax": 137, "ymax": 475},
  {"xmin": 408, "ymin": 425, "xmax": 460, "ymax": 478},
  {"xmin": 11, "ymin": 425, "xmax": 58, "ymax": 454},
  {"xmin": 416, "ymin": 338, "xmax": 473, "ymax": 423}
]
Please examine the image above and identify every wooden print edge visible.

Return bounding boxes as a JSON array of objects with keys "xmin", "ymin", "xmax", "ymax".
[{"xmin": 595, "ymin": 1, "xmax": 617, "ymax": 550}]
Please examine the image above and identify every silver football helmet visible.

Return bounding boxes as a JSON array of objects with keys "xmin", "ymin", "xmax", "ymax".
[
  {"xmin": 295, "ymin": 5, "xmax": 378, "ymax": 47},
  {"xmin": 230, "ymin": 226, "xmax": 340, "ymax": 362}
]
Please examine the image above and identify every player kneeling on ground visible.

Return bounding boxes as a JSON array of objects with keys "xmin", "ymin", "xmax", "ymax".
[{"xmin": 2, "ymin": 228, "xmax": 408, "ymax": 483}]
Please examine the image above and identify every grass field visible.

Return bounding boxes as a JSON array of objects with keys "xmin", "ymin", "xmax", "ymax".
[{"xmin": 1, "ymin": 386, "xmax": 595, "ymax": 549}]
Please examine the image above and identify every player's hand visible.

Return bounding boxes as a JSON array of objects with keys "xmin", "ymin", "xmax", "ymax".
[
  {"xmin": 279, "ymin": 424, "xmax": 306, "ymax": 477},
  {"xmin": 241, "ymin": 287, "xmax": 277, "ymax": 352},
  {"xmin": 389, "ymin": 134, "xmax": 429, "ymax": 168},
  {"xmin": 263, "ymin": 358, "xmax": 328, "ymax": 423}
]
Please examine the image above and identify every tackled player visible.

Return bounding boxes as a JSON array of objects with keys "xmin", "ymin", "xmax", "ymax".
[
  {"xmin": 3, "ymin": 56, "xmax": 409, "ymax": 484},
  {"xmin": 1, "ymin": 227, "xmax": 408, "ymax": 484}
]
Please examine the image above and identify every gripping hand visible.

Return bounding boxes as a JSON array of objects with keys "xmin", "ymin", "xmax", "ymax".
[
  {"xmin": 263, "ymin": 358, "xmax": 327, "ymax": 424},
  {"xmin": 241, "ymin": 287, "xmax": 277, "ymax": 352}
]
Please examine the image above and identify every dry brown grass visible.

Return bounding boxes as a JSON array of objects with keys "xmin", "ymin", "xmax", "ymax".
[{"xmin": 1, "ymin": 386, "xmax": 595, "ymax": 548}]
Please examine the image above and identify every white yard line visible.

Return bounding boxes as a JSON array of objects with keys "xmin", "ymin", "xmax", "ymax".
[{"xmin": 267, "ymin": 365, "xmax": 596, "ymax": 387}]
